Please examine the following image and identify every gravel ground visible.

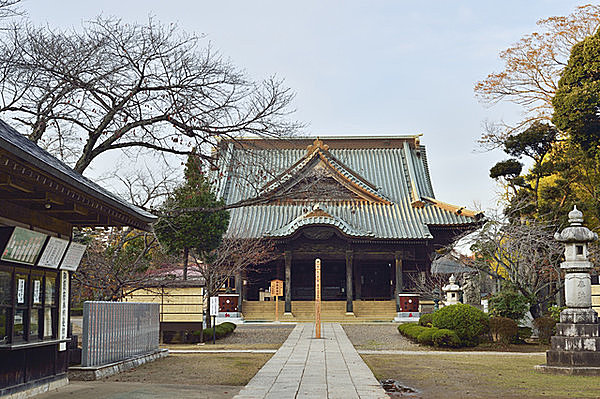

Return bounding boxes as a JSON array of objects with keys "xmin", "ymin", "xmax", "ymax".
[
  {"xmin": 342, "ymin": 323, "xmax": 425, "ymax": 351},
  {"xmin": 216, "ymin": 324, "xmax": 295, "ymax": 346}
]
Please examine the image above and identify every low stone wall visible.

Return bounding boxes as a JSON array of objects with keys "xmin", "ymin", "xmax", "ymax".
[
  {"xmin": 2, "ymin": 375, "xmax": 68, "ymax": 399},
  {"xmin": 69, "ymin": 349, "xmax": 168, "ymax": 381}
]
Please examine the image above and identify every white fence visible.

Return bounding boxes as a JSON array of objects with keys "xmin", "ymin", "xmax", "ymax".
[{"xmin": 81, "ymin": 301, "xmax": 159, "ymax": 367}]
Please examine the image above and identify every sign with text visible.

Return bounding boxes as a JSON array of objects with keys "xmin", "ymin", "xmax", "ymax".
[
  {"xmin": 1, "ymin": 227, "xmax": 47, "ymax": 265},
  {"xmin": 270, "ymin": 279, "xmax": 283, "ymax": 297},
  {"xmin": 210, "ymin": 296, "xmax": 219, "ymax": 316},
  {"xmin": 315, "ymin": 258, "xmax": 321, "ymax": 338},
  {"xmin": 37, "ymin": 237, "xmax": 70, "ymax": 269},
  {"xmin": 59, "ymin": 242, "xmax": 87, "ymax": 271},
  {"xmin": 58, "ymin": 270, "xmax": 69, "ymax": 351}
]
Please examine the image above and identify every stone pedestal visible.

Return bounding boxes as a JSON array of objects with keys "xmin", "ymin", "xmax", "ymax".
[{"xmin": 536, "ymin": 206, "xmax": 600, "ymax": 375}]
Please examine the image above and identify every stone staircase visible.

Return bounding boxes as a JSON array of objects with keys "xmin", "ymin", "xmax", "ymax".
[{"xmin": 241, "ymin": 300, "xmax": 397, "ymax": 322}]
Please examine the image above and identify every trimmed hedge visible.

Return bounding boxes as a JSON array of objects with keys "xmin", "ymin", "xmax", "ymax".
[
  {"xmin": 416, "ymin": 327, "xmax": 438, "ymax": 345},
  {"xmin": 432, "ymin": 329, "xmax": 461, "ymax": 348},
  {"xmin": 418, "ymin": 313, "xmax": 434, "ymax": 327},
  {"xmin": 193, "ymin": 322, "xmax": 237, "ymax": 342},
  {"xmin": 397, "ymin": 323, "xmax": 461, "ymax": 348},
  {"xmin": 432, "ymin": 304, "xmax": 489, "ymax": 347}
]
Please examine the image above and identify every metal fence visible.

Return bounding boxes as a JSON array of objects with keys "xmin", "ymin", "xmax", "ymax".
[{"xmin": 81, "ymin": 301, "xmax": 160, "ymax": 367}]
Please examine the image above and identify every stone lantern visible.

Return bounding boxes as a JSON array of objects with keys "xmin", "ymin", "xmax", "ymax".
[
  {"xmin": 536, "ymin": 206, "xmax": 600, "ymax": 375},
  {"xmin": 442, "ymin": 274, "xmax": 462, "ymax": 307}
]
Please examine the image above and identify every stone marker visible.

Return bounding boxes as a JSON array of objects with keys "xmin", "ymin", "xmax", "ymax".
[{"xmin": 536, "ymin": 206, "xmax": 600, "ymax": 375}]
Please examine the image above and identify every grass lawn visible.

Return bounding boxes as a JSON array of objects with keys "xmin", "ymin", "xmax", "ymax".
[
  {"xmin": 107, "ymin": 353, "xmax": 271, "ymax": 386},
  {"xmin": 363, "ymin": 353, "xmax": 600, "ymax": 398}
]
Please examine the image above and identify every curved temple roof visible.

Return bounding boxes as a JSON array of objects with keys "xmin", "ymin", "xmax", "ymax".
[
  {"xmin": 0, "ymin": 120, "xmax": 156, "ymax": 231},
  {"xmin": 214, "ymin": 136, "xmax": 482, "ymax": 240}
]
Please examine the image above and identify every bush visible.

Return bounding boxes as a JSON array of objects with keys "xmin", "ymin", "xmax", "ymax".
[
  {"xmin": 547, "ymin": 306, "xmax": 566, "ymax": 323},
  {"xmin": 533, "ymin": 316, "xmax": 556, "ymax": 344},
  {"xmin": 432, "ymin": 329, "xmax": 461, "ymax": 348},
  {"xmin": 397, "ymin": 323, "xmax": 429, "ymax": 342},
  {"xmin": 417, "ymin": 327, "xmax": 439, "ymax": 345},
  {"xmin": 194, "ymin": 322, "xmax": 237, "ymax": 342},
  {"xmin": 488, "ymin": 287, "xmax": 529, "ymax": 321},
  {"xmin": 432, "ymin": 304, "xmax": 489, "ymax": 346},
  {"xmin": 419, "ymin": 313, "xmax": 434, "ymax": 327},
  {"xmin": 518, "ymin": 326, "xmax": 532, "ymax": 341},
  {"xmin": 489, "ymin": 316, "xmax": 518, "ymax": 344}
]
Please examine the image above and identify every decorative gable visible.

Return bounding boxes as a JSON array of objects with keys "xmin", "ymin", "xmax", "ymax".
[{"xmin": 259, "ymin": 138, "xmax": 391, "ymax": 204}]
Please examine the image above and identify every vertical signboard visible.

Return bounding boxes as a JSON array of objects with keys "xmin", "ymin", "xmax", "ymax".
[
  {"xmin": 58, "ymin": 270, "xmax": 69, "ymax": 351},
  {"xmin": 271, "ymin": 279, "xmax": 283, "ymax": 321},
  {"xmin": 315, "ymin": 258, "xmax": 321, "ymax": 339}
]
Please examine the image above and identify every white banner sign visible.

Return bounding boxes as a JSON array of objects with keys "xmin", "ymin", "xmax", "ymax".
[
  {"xmin": 60, "ymin": 242, "xmax": 87, "ymax": 271},
  {"xmin": 37, "ymin": 237, "xmax": 70, "ymax": 269},
  {"xmin": 210, "ymin": 296, "xmax": 219, "ymax": 316}
]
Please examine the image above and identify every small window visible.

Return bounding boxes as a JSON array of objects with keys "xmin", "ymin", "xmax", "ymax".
[{"xmin": 577, "ymin": 245, "xmax": 584, "ymax": 255}]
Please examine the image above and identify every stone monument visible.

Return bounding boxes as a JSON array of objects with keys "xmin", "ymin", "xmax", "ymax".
[
  {"xmin": 536, "ymin": 206, "xmax": 600, "ymax": 375},
  {"xmin": 462, "ymin": 273, "xmax": 482, "ymax": 309},
  {"xmin": 442, "ymin": 274, "xmax": 462, "ymax": 307}
]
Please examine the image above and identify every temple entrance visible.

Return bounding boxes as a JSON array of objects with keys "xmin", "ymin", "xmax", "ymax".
[
  {"xmin": 360, "ymin": 261, "xmax": 393, "ymax": 300},
  {"xmin": 292, "ymin": 259, "xmax": 346, "ymax": 300}
]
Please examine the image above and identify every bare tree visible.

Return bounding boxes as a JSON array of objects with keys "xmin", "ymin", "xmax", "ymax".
[
  {"xmin": 474, "ymin": 5, "xmax": 600, "ymax": 149},
  {"xmin": 0, "ymin": 16, "xmax": 299, "ymax": 173},
  {"xmin": 189, "ymin": 235, "xmax": 275, "ymax": 327},
  {"xmin": 71, "ymin": 227, "xmax": 169, "ymax": 302},
  {"xmin": 451, "ymin": 211, "xmax": 564, "ymax": 318}
]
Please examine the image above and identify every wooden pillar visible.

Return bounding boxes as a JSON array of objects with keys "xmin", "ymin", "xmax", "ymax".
[
  {"xmin": 284, "ymin": 251, "xmax": 292, "ymax": 313},
  {"xmin": 235, "ymin": 272, "xmax": 242, "ymax": 314},
  {"xmin": 354, "ymin": 256, "xmax": 361, "ymax": 300},
  {"xmin": 346, "ymin": 250, "xmax": 354, "ymax": 313},
  {"xmin": 395, "ymin": 251, "xmax": 403, "ymax": 312}
]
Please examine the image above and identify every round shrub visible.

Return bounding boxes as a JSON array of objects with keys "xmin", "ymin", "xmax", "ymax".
[
  {"xmin": 419, "ymin": 313, "xmax": 434, "ymax": 327},
  {"xmin": 533, "ymin": 316, "xmax": 556, "ymax": 344},
  {"xmin": 417, "ymin": 327, "xmax": 439, "ymax": 345},
  {"xmin": 488, "ymin": 287, "xmax": 529, "ymax": 321},
  {"xmin": 432, "ymin": 329, "xmax": 461, "ymax": 348},
  {"xmin": 489, "ymin": 316, "xmax": 518, "ymax": 344},
  {"xmin": 432, "ymin": 303, "xmax": 489, "ymax": 346}
]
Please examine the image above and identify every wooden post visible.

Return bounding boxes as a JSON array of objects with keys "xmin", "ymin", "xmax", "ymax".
[
  {"xmin": 315, "ymin": 258, "xmax": 321, "ymax": 339},
  {"xmin": 284, "ymin": 251, "xmax": 292, "ymax": 314},
  {"xmin": 345, "ymin": 250, "xmax": 353, "ymax": 313},
  {"xmin": 275, "ymin": 295, "xmax": 279, "ymax": 321},
  {"xmin": 395, "ymin": 252, "xmax": 403, "ymax": 312}
]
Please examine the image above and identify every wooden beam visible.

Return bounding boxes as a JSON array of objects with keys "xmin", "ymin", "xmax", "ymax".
[
  {"xmin": 0, "ymin": 175, "xmax": 35, "ymax": 193},
  {"xmin": 38, "ymin": 202, "xmax": 89, "ymax": 215},
  {"xmin": 0, "ymin": 200, "xmax": 71, "ymax": 236},
  {"xmin": 0, "ymin": 191, "xmax": 65, "ymax": 204}
]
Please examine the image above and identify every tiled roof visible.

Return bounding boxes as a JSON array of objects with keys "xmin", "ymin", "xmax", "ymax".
[
  {"xmin": 0, "ymin": 119, "xmax": 156, "ymax": 225},
  {"xmin": 215, "ymin": 136, "xmax": 482, "ymax": 240}
]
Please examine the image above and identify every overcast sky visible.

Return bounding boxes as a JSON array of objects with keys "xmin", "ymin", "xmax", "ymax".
[{"xmin": 22, "ymin": 1, "xmax": 589, "ymax": 212}]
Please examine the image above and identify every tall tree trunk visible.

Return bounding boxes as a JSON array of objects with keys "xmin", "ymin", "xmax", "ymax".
[{"xmin": 183, "ymin": 247, "xmax": 189, "ymax": 280}]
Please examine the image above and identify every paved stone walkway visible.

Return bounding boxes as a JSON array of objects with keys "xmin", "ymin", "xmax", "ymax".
[{"xmin": 234, "ymin": 323, "xmax": 388, "ymax": 399}]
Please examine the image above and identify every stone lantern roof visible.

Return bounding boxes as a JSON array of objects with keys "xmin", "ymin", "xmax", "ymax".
[{"xmin": 554, "ymin": 206, "xmax": 598, "ymax": 243}]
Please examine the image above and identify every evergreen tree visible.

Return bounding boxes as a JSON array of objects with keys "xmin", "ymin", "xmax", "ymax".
[{"xmin": 154, "ymin": 153, "xmax": 229, "ymax": 279}]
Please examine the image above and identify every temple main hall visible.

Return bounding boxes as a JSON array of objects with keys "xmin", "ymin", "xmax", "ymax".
[{"xmin": 213, "ymin": 136, "xmax": 482, "ymax": 321}]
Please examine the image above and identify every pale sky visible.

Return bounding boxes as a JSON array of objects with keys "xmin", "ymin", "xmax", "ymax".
[{"xmin": 21, "ymin": 0, "xmax": 590, "ymax": 212}]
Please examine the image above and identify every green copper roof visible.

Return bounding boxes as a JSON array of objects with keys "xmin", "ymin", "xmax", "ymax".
[{"xmin": 214, "ymin": 136, "xmax": 482, "ymax": 240}]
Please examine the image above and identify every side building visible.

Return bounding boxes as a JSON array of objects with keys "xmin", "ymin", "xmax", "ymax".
[
  {"xmin": 0, "ymin": 120, "xmax": 156, "ymax": 398},
  {"xmin": 213, "ymin": 136, "xmax": 482, "ymax": 321}
]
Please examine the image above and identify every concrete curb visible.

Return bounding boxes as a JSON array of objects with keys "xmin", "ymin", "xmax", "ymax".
[
  {"xmin": 68, "ymin": 349, "xmax": 168, "ymax": 381},
  {"xmin": 358, "ymin": 350, "xmax": 545, "ymax": 356}
]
